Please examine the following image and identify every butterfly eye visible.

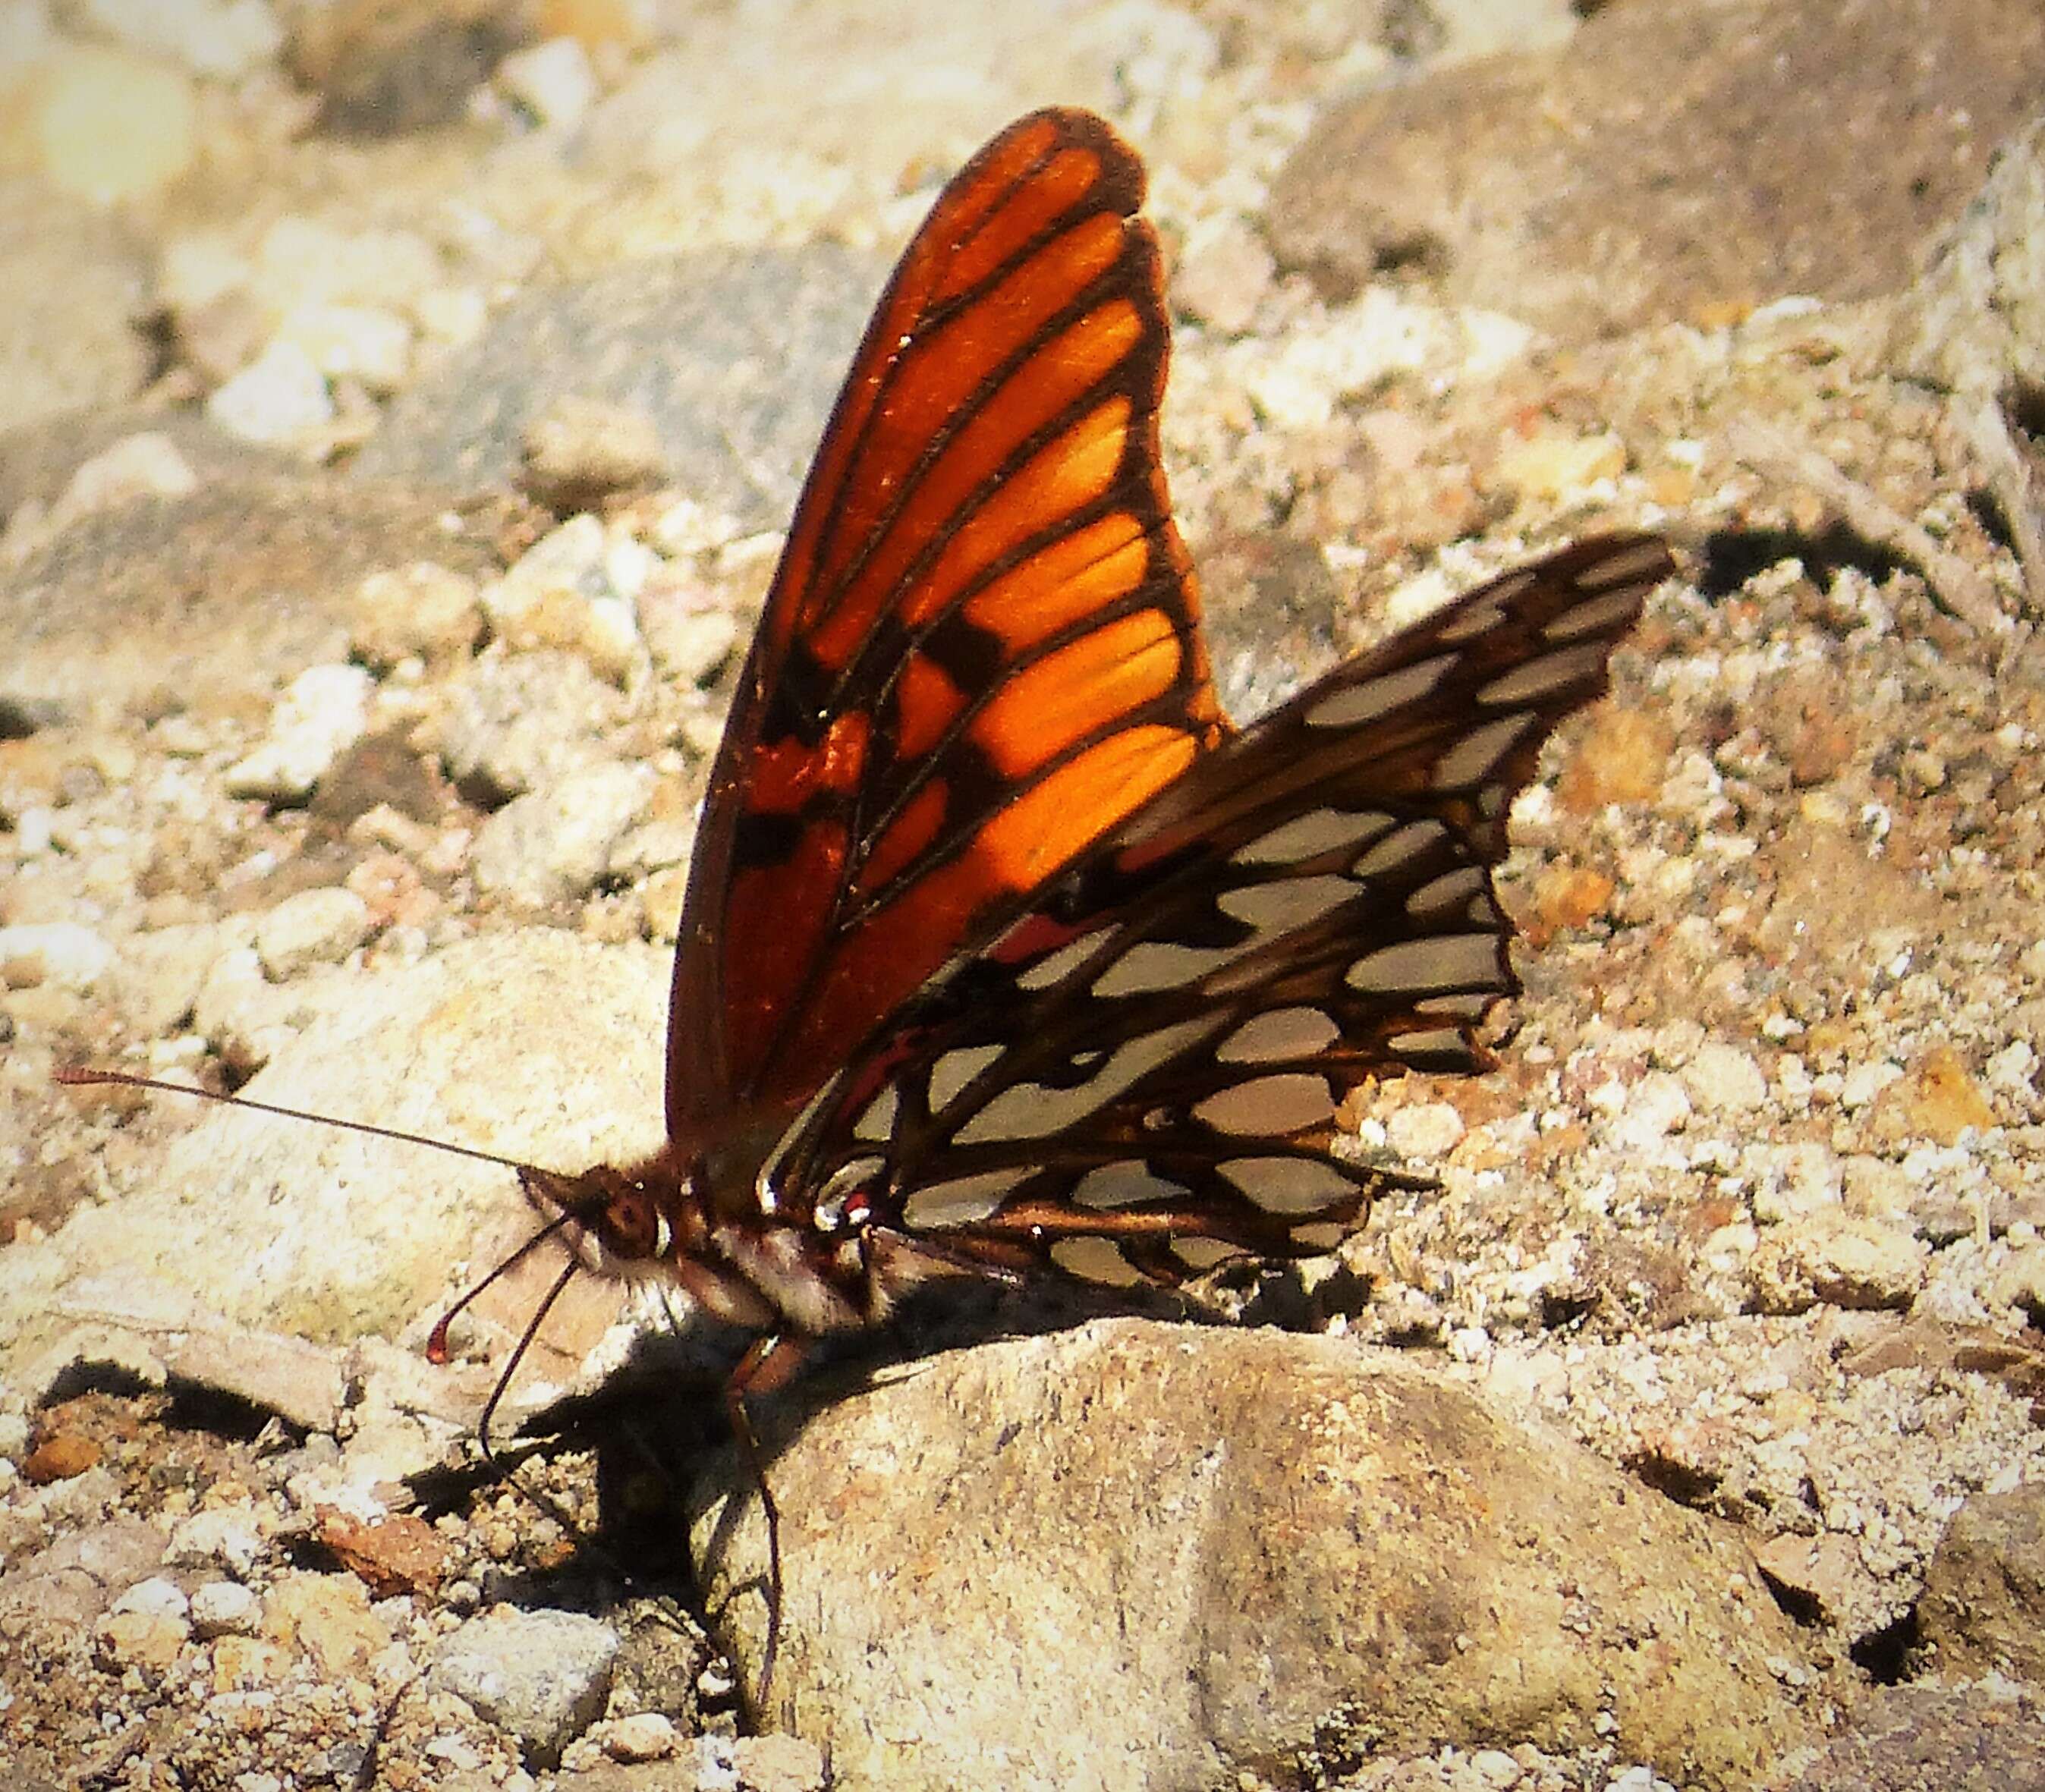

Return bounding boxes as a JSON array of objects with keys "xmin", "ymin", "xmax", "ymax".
[{"xmin": 598, "ymin": 1177, "xmax": 672, "ymax": 1259}]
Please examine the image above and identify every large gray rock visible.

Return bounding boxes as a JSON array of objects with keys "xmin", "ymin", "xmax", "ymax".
[{"xmin": 1266, "ymin": 0, "xmax": 2045, "ymax": 340}]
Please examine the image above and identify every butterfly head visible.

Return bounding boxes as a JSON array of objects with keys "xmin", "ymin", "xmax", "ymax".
[{"xmin": 520, "ymin": 1155, "xmax": 694, "ymax": 1275}]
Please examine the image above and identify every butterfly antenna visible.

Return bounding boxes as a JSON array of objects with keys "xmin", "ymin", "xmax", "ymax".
[
  {"xmin": 55, "ymin": 1066, "xmax": 550, "ymax": 1176},
  {"xmin": 428, "ymin": 1209, "xmax": 584, "ymax": 1366}
]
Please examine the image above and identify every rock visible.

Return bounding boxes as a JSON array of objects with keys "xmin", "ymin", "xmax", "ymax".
[
  {"xmin": 482, "ymin": 512, "xmax": 645, "ymax": 681},
  {"xmin": 90, "ymin": 1596, "xmax": 187, "ymax": 1679},
  {"xmin": 588, "ymin": 1710, "xmax": 679, "ymax": 1762},
  {"xmin": 471, "ymin": 759, "xmax": 653, "ymax": 906},
  {"xmin": 350, "ymin": 561, "xmax": 485, "ymax": 670},
  {"xmin": 355, "ymin": 246, "xmax": 883, "ymax": 533},
  {"xmin": 188, "ymin": 1579, "xmax": 262, "ymax": 1639},
  {"xmin": 290, "ymin": 0, "xmax": 533, "ymax": 136},
  {"xmin": 0, "ymin": 922, "xmax": 113, "ymax": 991},
  {"xmin": 222, "ymin": 662, "xmax": 373, "ymax": 801},
  {"xmin": 165, "ymin": 1322, "xmax": 351, "ymax": 1432},
  {"xmin": 260, "ymin": 1570, "xmax": 389, "ymax": 1677},
  {"xmin": 1266, "ymin": 0, "xmax": 2045, "ymax": 339},
  {"xmin": 518, "ymin": 395, "xmax": 669, "ymax": 514},
  {"xmin": 3, "ymin": 930, "xmax": 669, "ymax": 1388},
  {"xmin": 1780, "ymin": 1683, "xmax": 2045, "ymax": 1792},
  {"xmin": 74, "ymin": 0, "xmax": 285, "ymax": 80},
  {"xmin": 167, "ymin": 1506, "xmax": 266, "ymax": 1577},
  {"xmin": 732, "ymin": 1733, "xmax": 829, "ymax": 1792},
  {"xmin": 496, "ymin": 34, "xmax": 599, "ymax": 132},
  {"xmin": 316, "ymin": 1509, "xmax": 451, "ymax": 1597},
  {"xmin": 0, "ymin": 475, "xmax": 517, "ymax": 717},
  {"xmin": 436, "ymin": 649, "xmax": 623, "ymax": 803},
  {"xmin": 274, "ymin": 301, "xmax": 414, "ymax": 394},
  {"xmin": 109, "ymin": 1575, "xmax": 189, "ymax": 1624},
  {"xmin": 1892, "ymin": 111, "xmax": 2045, "ymax": 398},
  {"xmin": 1682, "ymin": 1041, "xmax": 1769, "ymax": 1115},
  {"xmin": 206, "ymin": 338, "xmax": 335, "ymax": 445},
  {"xmin": 1490, "ymin": 427, "xmax": 1628, "ymax": 503},
  {"xmin": 431, "ymin": 1607, "xmax": 620, "ymax": 1760},
  {"xmin": 1874, "ymin": 1045, "xmax": 1998, "ymax": 1145},
  {"xmin": 1751, "ymin": 1533, "xmax": 1863, "ymax": 1627},
  {"xmin": 639, "ymin": 578, "xmax": 741, "ymax": 687},
  {"xmin": 0, "ymin": 1517, "xmax": 168, "ymax": 1629},
  {"xmin": 254, "ymin": 885, "xmax": 374, "ymax": 979},
  {"xmin": 1917, "ymin": 1483, "xmax": 2045, "ymax": 1681},
  {"xmin": 1172, "ymin": 215, "xmax": 1273, "ymax": 335},
  {"xmin": 1383, "ymin": 1100, "xmax": 1465, "ymax": 1159},
  {"xmin": 693, "ymin": 1320, "xmax": 1820, "ymax": 1792},
  {"xmin": 1749, "ymin": 1214, "xmax": 1927, "ymax": 1314},
  {"xmin": 47, "ymin": 431, "xmax": 200, "ymax": 527},
  {"xmin": 1990, "ymin": 1240, "xmax": 2045, "ymax": 1318},
  {"xmin": 22, "ymin": 1430, "xmax": 99, "ymax": 1482}
]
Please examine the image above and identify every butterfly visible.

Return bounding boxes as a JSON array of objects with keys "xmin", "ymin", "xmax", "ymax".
[
  {"xmin": 67, "ymin": 106, "xmax": 1672, "ymax": 1704},
  {"xmin": 473, "ymin": 108, "xmax": 1669, "ymax": 1686}
]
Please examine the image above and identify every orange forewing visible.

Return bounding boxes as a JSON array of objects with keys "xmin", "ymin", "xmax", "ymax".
[{"xmin": 668, "ymin": 109, "xmax": 1226, "ymax": 1137}]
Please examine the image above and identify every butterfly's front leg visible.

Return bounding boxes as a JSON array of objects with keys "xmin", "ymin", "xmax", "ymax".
[{"xmin": 722, "ymin": 1330, "xmax": 811, "ymax": 1711}]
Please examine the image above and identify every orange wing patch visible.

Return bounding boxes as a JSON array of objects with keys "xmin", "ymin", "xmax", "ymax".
[
  {"xmin": 667, "ymin": 109, "xmax": 1228, "ymax": 1130},
  {"xmin": 971, "ymin": 608, "xmax": 1182, "ymax": 778}
]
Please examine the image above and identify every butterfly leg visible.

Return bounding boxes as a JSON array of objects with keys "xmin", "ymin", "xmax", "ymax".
[{"xmin": 725, "ymin": 1331, "xmax": 810, "ymax": 1712}]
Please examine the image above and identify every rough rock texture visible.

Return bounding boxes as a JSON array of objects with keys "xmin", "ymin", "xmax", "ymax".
[
  {"xmin": 354, "ymin": 249, "xmax": 882, "ymax": 531},
  {"xmin": 1916, "ymin": 1482, "xmax": 2045, "ymax": 1682},
  {"xmin": 8, "ymin": 929, "xmax": 669, "ymax": 1391},
  {"xmin": 1266, "ymin": 0, "xmax": 2045, "ymax": 338},
  {"xmin": 693, "ymin": 1320, "xmax": 1822, "ymax": 1792},
  {"xmin": 0, "ymin": 477, "xmax": 527, "ymax": 716}
]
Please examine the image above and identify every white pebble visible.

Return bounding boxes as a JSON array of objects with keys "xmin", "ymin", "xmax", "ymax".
[
  {"xmin": 496, "ymin": 36, "xmax": 597, "ymax": 131},
  {"xmin": 112, "ymin": 1576, "xmax": 190, "ymax": 1621},
  {"xmin": 0, "ymin": 922, "xmax": 113, "ymax": 990},
  {"xmin": 276, "ymin": 302, "xmax": 413, "ymax": 392},
  {"xmin": 206, "ymin": 338, "xmax": 333, "ymax": 443},
  {"xmin": 189, "ymin": 1579, "xmax": 260, "ymax": 1638},
  {"xmin": 1384, "ymin": 1102, "xmax": 1465, "ymax": 1159},
  {"xmin": 223, "ymin": 662, "xmax": 371, "ymax": 800},
  {"xmin": 1682, "ymin": 1041, "xmax": 1767, "ymax": 1114},
  {"xmin": 255, "ymin": 886, "xmax": 373, "ymax": 980}
]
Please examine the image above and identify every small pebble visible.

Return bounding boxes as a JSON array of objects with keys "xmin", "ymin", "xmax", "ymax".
[
  {"xmin": 496, "ymin": 35, "xmax": 599, "ymax": 131},
  {"xmin": 1384, "ymin": 1102, "xmax": 1465, "ymax": 1159},
  {"xmin": 0, "ymin": 922, "xmax": 112, "ymax": 991},
  {"xmin": 168, "ymin": 1506, "xmax": 267, "ymax": 1576},
  {"xmin": 351, "ymin": 561, "xmax": 484, "ymax": 670},
  {"xmin": 206, "ymin": 338, "xmax": 333, "ymax": 444},
  {"xmin": 472, "ymin": 761, "xmax": 652, "ymax": 907},
  {"xmin": 255, "ymin": 886, "xmax": 373, "ymax": 979},
  {"xmin": 223, "ymin": 662, "xmax": 372, "ymax": 800},
  {"xmin": 430, "ymin": 1608, "xmax": 620, "ymax": 1756},
  {"xmin": 1682, "ymin": 1040, "xmax": 1767, "ymax": 1114},
  {"xmin": 190, "ymin": 1579, "xmax": 261, "ymax": 1639},
  {"xmin": 78, "ymin": 0, "xmax": 285, "ymax": 79},
  {"xmin": 52, "ymin": 430, "xmax": 199, "ymax": 523},
  {"xmin": 598, "ymin": 1711, "xmax": 679, "ymax": 1762},
  {"xmin": 275, "ymin": 301, "xmax": 413, "ymax": 392},
  {"xmin": 1173, "ymin": 213, "xmax": 1274, "ymax": 333}
]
